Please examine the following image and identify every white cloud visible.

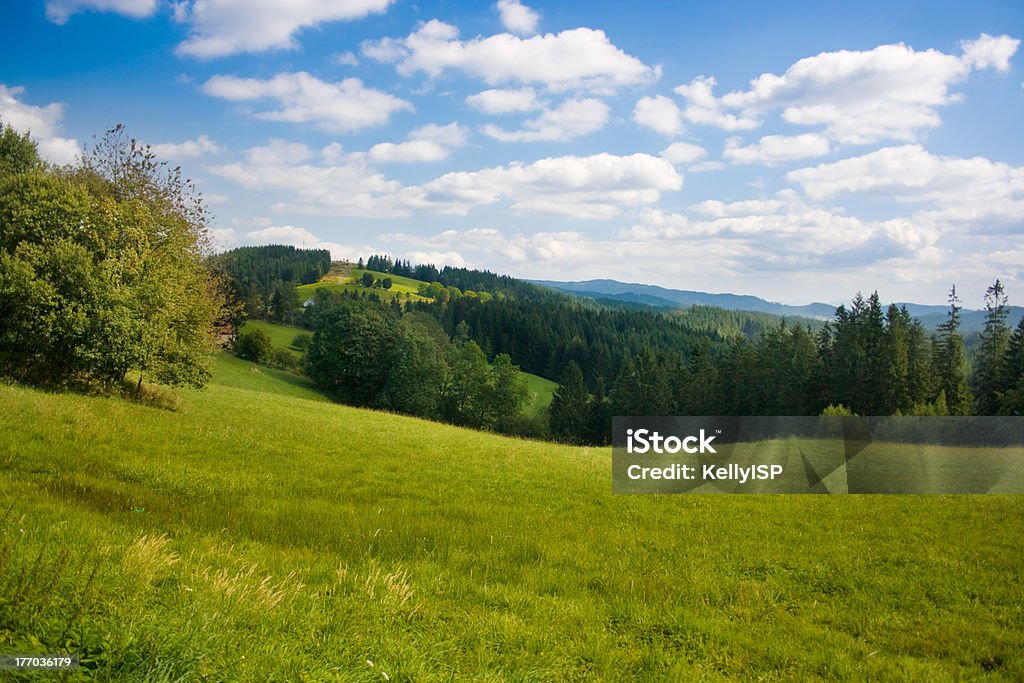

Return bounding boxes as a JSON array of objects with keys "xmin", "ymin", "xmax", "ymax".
[
  {"xmin": 149, "ymin": 134, "xmax": 222, "ymax": 160},
  {"xmin": 368, "ymin": 123, "xmax": 468, "ymax": 163},
  {"xmin": 410, "ymin": 122, "xmax": 469, "ymax": 147},
  {"xmin": 174, "ymin": 0, "xmax": 394, "ymax": 58},
  {"xmin": 691, "ymin": 196, "xmax": 789, "ymax": 218},
  {"xmin": 787, "ymin": 145, "xmax": 1024, "ymax": 230},
  {"xmin": 465, "ymin": 87, "xmax": 541, "ymax": 114},
  {"xmin": 416, "ymin": 152, "xmax": 682, "ymax": 219},
  {"xmin": 674, "ymin": 76, "xmax": 760, "ymax": 131},
  {"xmin": 659, "ymin": 141, "xmax": 707, "ymax": 166},
  {"xmin": 678, "ymin": 35, "xmax": 1020, "ymax": 144},
  {"xmin": 245, "ymin": 225, "xmax": 321, "ymax": 246},
  {"xmin": 202, "ymin": 72, "xmax": 412, "ymax": 133},
  {"xmin": 496, "ymin": 0, "xmax": 539, "ymax": 36},
  {"xmin": 961, "ymin": 33, "xmax": 1020, "ymax": 71},
  {"xmin": 633, "ymin": 95, "xmax": 684, "ymax": 137},
  {"xmin": 362, "ymin": 20, "xmax": 659, "ymax": 92},
  {"xmin": 481, "ymin": 98, "xmax": 609, "ymax": 142},
  {"xmin": 210, "ymin": 145, "xmax": 682, "ymax": 220},
  {"xmin": 45, "ymin": 0, "xmax": 157, "ymax": 24},
  {"xmin": 0, "ymin": 84, "xmax": 80, "ymax": 165},
  {"xmin": 207, "ymin": 140, "xmax": 411, "ymax": 218},
  {"xmin": 723, "ymin": 133, "xmax": 830, "ymax": 165},
  {"xmin": 332, "ymin": 51, "xmax": 360, "ymax": 66}
]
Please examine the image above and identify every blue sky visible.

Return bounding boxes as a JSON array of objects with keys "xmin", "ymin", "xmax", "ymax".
[{"xmin": 2, "ymin": 0, "xmax": 1022, "ymax": 305}]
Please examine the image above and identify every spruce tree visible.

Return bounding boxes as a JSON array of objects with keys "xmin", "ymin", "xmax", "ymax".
[
  {"xmin": 934, "ymin": 286, "xmax": 972, "ymax": 415},
  {"xmin": 550, "ymin": 361, "xmax": 591, "ymax": 444},
  {"xmin": 972, "ymin": 279, "xmax": 1011, "ymax": 415}
]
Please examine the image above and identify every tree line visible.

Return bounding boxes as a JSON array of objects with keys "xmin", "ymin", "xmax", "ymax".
[
  {"xmin": 303, "ymin": 290, "xmax": 534, "ymax": 435},
  {"xmin": 212, "ymin": 245, "xmax": 329, "ymax": 325}
]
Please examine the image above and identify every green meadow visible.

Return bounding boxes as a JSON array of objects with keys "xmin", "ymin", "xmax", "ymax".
[
  {"xmin": 297, "ymin": 266, "xmax": 430, "ymax": 303},
  {"xmin": 1, "ymin": 357, "xmax": 1022, "ymax": 680}
]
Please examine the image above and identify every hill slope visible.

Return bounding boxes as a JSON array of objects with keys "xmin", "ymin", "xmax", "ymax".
[{"xmin": 0, "ymin": 362, "xmax": 1021, "ymax": 679}]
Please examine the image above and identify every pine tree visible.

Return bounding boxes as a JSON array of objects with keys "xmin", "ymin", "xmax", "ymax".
[
  {"xmin": 550, "ymin": 361, "xmax": 591, "ymax": 444},
  {"xmin": 998, "ymin": 318, "xmax": 1024, "ymax": 415},
  {"xmin": 972, "ymin": 279, "xmax": 1011, "ymax": 415},
  {"xmin": 934, "ymin": 285, "xmax": 971, "ymax": 415}
]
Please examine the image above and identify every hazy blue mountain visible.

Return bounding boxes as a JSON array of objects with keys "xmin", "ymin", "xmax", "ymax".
[{"xmin": 533, "ymin": 279, "xmax": 1024, "ymax": 333}]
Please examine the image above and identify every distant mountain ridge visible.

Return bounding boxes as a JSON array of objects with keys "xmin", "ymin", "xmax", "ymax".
[{"xmin": 532, "ymin": 279, "xmax": 1024, "ymax": 333}]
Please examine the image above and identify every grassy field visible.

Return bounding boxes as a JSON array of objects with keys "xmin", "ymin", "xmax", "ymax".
[
  {"xmin": 1, "ymin": 360, "xmax": 1022, "ymax": 680},
  {"xmin": 523, "ymin": 371, "xmax": 557, "ymax": 418},
  {"xmin": 297, "ymin": 265, "xmax": 430, "ymax": 303},
  {"xmin": 238, "ymin": 320, "xmax": 310, "ymax": 358}
]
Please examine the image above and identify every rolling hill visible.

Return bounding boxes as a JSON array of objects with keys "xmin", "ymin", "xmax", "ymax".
[
  {"xmin": 0, "ymin": 355, "xmax": 1021, "ymax": 679},
  {"xmin": 535, "ymin": 278, "xmax": 1024, "ymax": 332}
]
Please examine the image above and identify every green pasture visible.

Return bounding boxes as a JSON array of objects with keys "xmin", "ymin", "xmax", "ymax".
[{"xmin": 0, "ymin": 360, "xmax": 1021, "ymax": 680}]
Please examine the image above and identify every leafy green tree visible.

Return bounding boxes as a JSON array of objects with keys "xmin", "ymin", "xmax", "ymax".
[
  {"xmin": 489, "ymin": 353, "xmax": 529, "ymax": 433},
  {"xmin": 972, "ymin": 279, "xmax": 1011, "ymax": 415},
  {"xmin": 234, "ymin": 329, "xmax": 273, "ymax": 364},
  {"xmin": 381, "ymin": 277, "xmax": 393, "ymax": 290},
  {"xmin": 0, "ymin": 123, "xmax": 44, "ymax": 176},
  {"xmin": 550, "ymin": 361, "xmax": 591, "ymax": 443},
  {"xmin": 0, "ymin": 125, "xmax": 223, "ymax": 393},
  {"xmin": 381, "ymin": 320, "xmax": 448, "ymax": 418},
  {"xmin": 360, "ymin": 271, "xmax": 375, "ymax": 288},
  {"xmin": 441, "ymin": 340, "xmax": 491, "ymax": 427},
  {"xmin": 306, "ymin": 300, "xmax": 399, "ymax": 406}
]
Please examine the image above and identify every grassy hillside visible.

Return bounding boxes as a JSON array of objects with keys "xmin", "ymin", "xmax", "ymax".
[
  {"xmin": 296, "ymin": 263, "xmax": 430, "ymax": 303},
  {"xmin": 0, "ymin": 362, "xmax": 1021, "ymax": 680},
  {"xmin": 523, "ymin": 371, "xmax": 556, "ymax": 418},
  {"xmin": 238, "ymin": 320, "xmax": 309, "ymax": 357}
]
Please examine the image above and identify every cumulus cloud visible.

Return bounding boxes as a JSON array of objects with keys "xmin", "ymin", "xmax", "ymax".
[
  {"xmin": 481, "ymin": 98, "xmax": 609, "ymax": 142},
  {"xmin": 149, "ymin": 134, "xmax": 222, "ymax": 160},
  {"xmin": 659, "ymin": 141, "xmax": 707, "ymax": 166},
  {"xmin": 676, "ymin": 35, "xmax": 1020, "ymax": 144},
  {"xmin": 416, "ymin": 153, "xmax": 682, "ymax": 219},
  {"xmin": 202, "ymin": 71, "xmax": 412, "ymax": 133},
  {"xmin": 361, "ymin": 20, "xmax": 659, "ymax": 92},
  {"xmin": 496, "ymin": 0, "xmax": 539, "ymax": 36},
  {"xmin": 174, "ymin": 0, "xmax": 394, "ymax": 58},
  {"xmin": 209, "ymin": 144, "xmax": 681, "ymax": 220},
  {"xmin": 633, "ymin": 95, "xmax": 684, "ymax": 137},
  {"xmin": 0, "ymin": 84, "xmax": 80, "ymax": 165},
  {"xmin": 961, "ymin": 33, "xmax": 1020, "ymax": 71},
  {"xmin": 45, "ymin": 0, "xmax": 157, "ymax": 24},
  {"xmin": 368, "ymin": 122, "xmax": 468, "ymax": 163},
  {"xmin": 206, "ymin": 140, "xmax": 411, "ymax": 218},
  {"xmin": 787, "ymin": 145, "xmax": 1024, "ymax": 229},
  {"xmin": 465, "ymin": 87, "xmax": 541, "ymax": 114},
  {"xmin": 723, "ymin": 133, "xmax": 830, "ymax": 165},
  {"xmin": 674, "ymin": 76, "xmax": 760, "ymax": 131}
]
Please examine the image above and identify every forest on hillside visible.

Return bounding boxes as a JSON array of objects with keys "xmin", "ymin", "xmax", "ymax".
[{"xmin": 218, "ymin": 249, "xmax": 1024, "ymax": 445}]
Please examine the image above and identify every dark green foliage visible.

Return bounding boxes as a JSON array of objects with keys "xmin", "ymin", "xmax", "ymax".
[
  {"xmin": 934, "ymin": 286, "xmax": 972, "ymax": 415},
  {"xmin": 290, "ymin": 333, "xmax": 313, "ymax": 351},
  {"xmin": 381, "ymin": 277, "xmax": 393, "ymax": 290},
  {"xmin": 306, "ymin": 299, "xmax": 399, "ymax": 407},
  {"xmin": 360, "ymin": 271, "xmax": 375, "ymax": 288},
  {"xmin": 234, "ymin": 329, "xmax": 274, "ymax": 364},
  {"xmin": 549, "ymin": 361, "xmax": 591, "ymax": 444},
  {"xmin": 972, "ymin": 280, "xmax": 1010, "ymax": 415},
  {"xmin": 211, "ymin": 244, "xmax": 329, "ymax": 321}
]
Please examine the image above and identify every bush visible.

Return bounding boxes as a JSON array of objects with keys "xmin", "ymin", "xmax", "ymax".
[
  {"xmin": 234, "ymin": 329, "xmax": 273, "ymax": 364},
  {"xmin": 270, "ymin": 348, "xmax": 299, "ymax": 371},
  {"xmin": 290, "ymin": 333, "xmax": 313, "ymax": 352}
]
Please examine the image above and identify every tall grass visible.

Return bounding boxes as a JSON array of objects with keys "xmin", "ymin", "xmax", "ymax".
[{"xmin": 0, "ymin": 358, "xmax": 1021, "ymax": 680}]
